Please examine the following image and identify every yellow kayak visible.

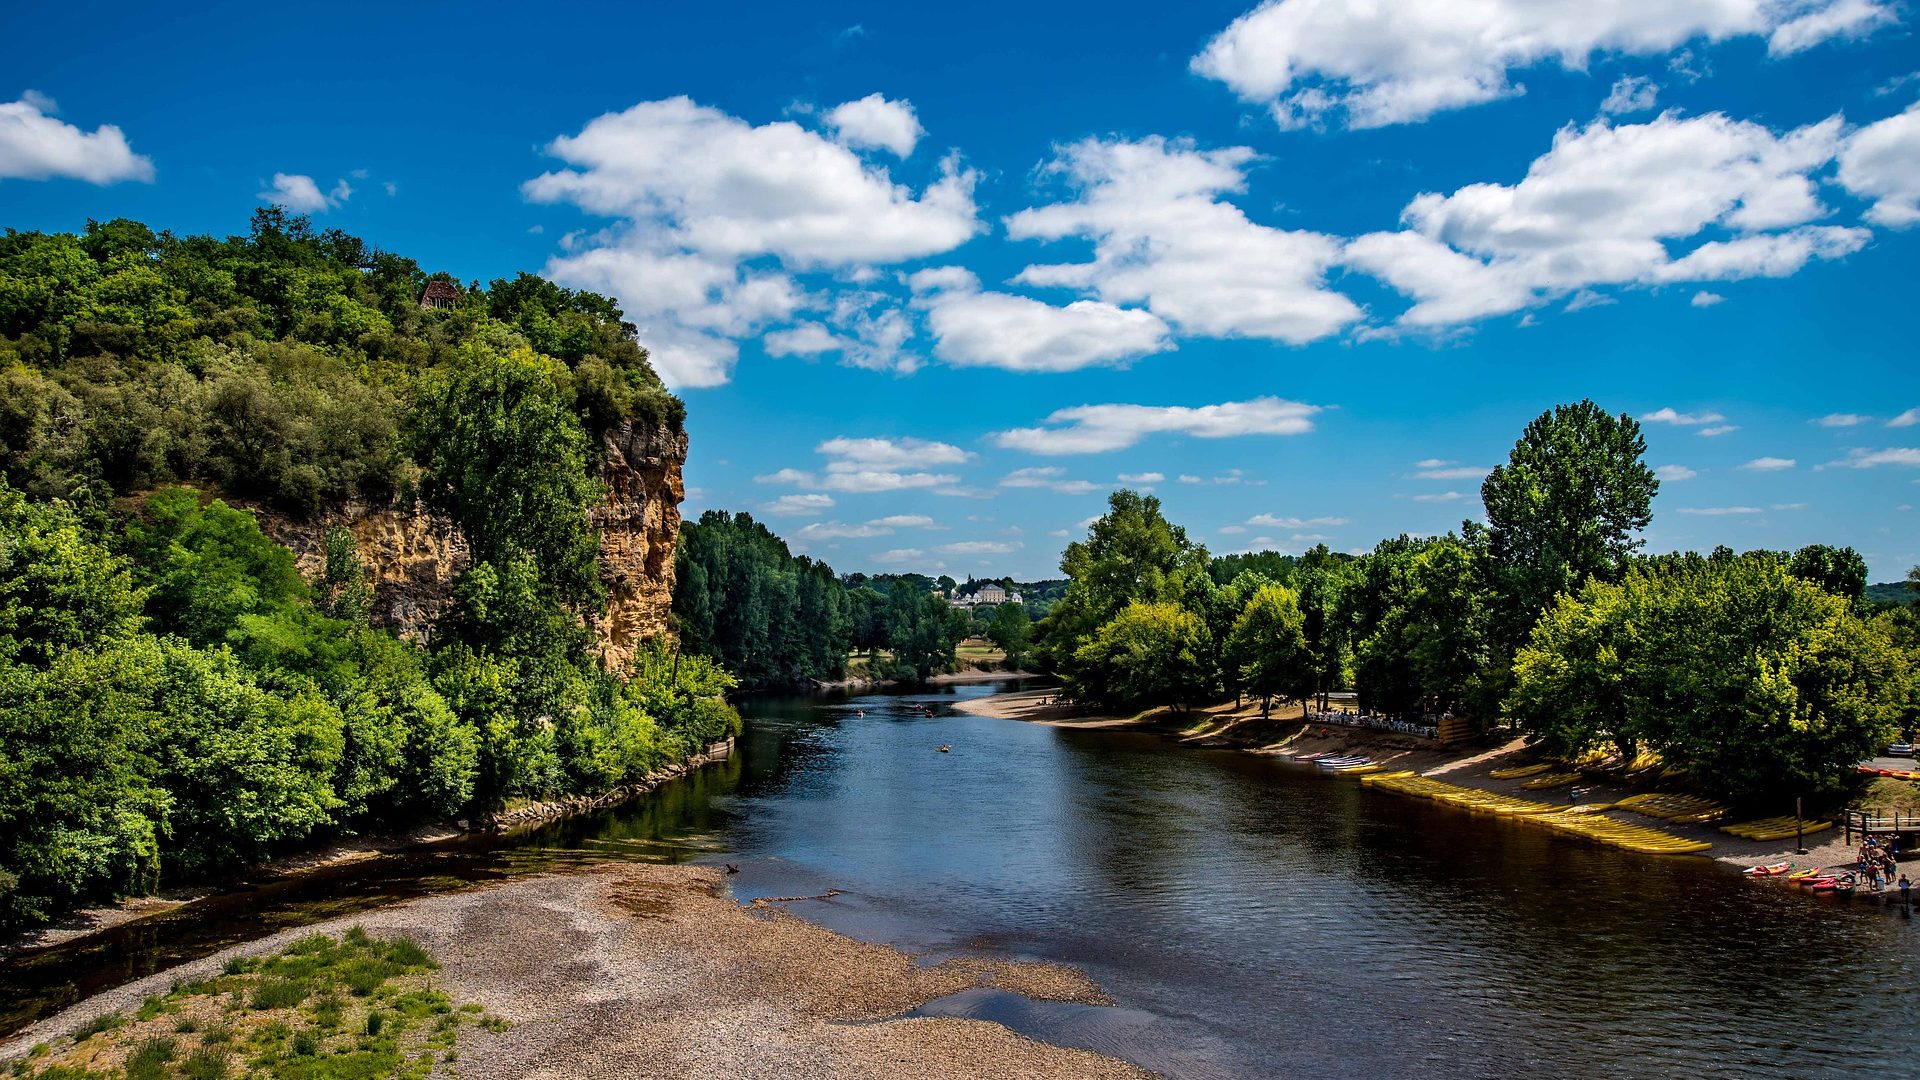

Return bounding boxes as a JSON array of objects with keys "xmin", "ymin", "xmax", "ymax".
[
  {"xmin": 1489, "ymin": 763, "xmax": 1554, "ymax": 780},
  {"xmin": 1520, "ymin": 772, "xmax": 1581, "ymax": 790}
]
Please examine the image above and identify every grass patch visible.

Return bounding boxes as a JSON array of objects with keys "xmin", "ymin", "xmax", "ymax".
[{"xmin": 13, "ymin": 929, "xmax": 505, "ymax": 1080}]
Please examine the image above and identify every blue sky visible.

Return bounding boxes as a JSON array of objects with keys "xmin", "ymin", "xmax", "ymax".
[{"xmin": 4, "ymin": 0, "xmax": 1918, "ymax": 581}]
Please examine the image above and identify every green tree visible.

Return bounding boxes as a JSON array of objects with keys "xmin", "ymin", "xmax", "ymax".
[
  {"xmin": 1480, "ymin": 400, "xmax": 1658, "ymax": 666},
  {"xmin": 1508, "ymin": 554, "xmax": 1909, "ymax": 800},
  {"xmin": 0, "ymin": 482, "xmax": 145, "ymax": 666},
  {"xmin": 1072, "ymin": 601, "xmax": 1212, "ymax": 709},
  {"xmin": 1042, "ymin": 490, "xmax": 1210, "ymax": 679},
  {"xmin": 1787, "ymin": 543, "xmax": 1869, "ymax": 606},
  {"xmin": 1224, "ymin": 584, "xmax": 1311, "ymax": 718},
  {"xmin": 411, "ymin": 344, "xmax": 604, "ymax": 610},
  {"xmin": 0, "ymin": 651, "xmax": 166, "ymax": 925},
  {"xmin": 987, "ymin": 602, "xmax": 1033, "ymax": 670},
  {"xmin": 1352, "ymin": 537, "xmax": 1490, "ymax": 718},
  {"xmin": 885, "ymin": 582, "xmax": 962, "ymax": 681},
  {"xmin": 125, "ymin": 488, "xmax": 309, "ymax": 646}
]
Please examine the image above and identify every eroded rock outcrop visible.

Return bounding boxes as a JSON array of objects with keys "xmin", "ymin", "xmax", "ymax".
[
  {"xmin": 587, "ymin": 418, "xmax": 687, "ymax": 671},
  {"xmin": 258, "ymin": 418, "xmax": 686, "ymax": 669}
]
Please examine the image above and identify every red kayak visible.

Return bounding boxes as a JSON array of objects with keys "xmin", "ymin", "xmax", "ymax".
[{"xmin": 1807, "ymin": 877, "xmax": 1839, "ymax": 891}]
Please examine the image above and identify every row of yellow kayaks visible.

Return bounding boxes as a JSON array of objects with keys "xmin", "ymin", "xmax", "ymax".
[
  {"xmin": 1519, "ymin": 771, "xmax": 1581, "ymax": 790},
  {"xmin": 1721, "ymin": 816, "xmax": 1835, "ymax": 842},
  {"xmin": 1488, "ymin": 762, "xmax": 1554, "ymax": 780},
  {"xmin": 1363, "ymin": 772, "xmax": 1563, "ymax": 816},
  {"xmin": 1613, "ymin": 792, "xmax": 1730, "ymax": 824},
  {"xmin": 1361, "ymin": 772, "xmax": 1711, "ymax": 854}
]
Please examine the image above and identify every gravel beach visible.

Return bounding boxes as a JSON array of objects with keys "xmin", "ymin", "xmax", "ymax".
[{"xmin": 1, "ymin": 864, "xmax": 1149, "ymax": 1079}]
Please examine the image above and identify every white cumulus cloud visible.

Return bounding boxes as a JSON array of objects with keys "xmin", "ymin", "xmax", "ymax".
[
  {"xmin": 258, "ymin": 172, "xmax": 352, "ymax": 213},
  {"xmin": 909, "ymin": 267, "xmax": 1173, "ymax": 372},
  {"xmin": 523, "ymin": 96, "xmax": 979, "ymax": 387},
  {"xmin": 999, "ymin": 467, "xmax": 1099, "ymax": 494},
  {"xmin": 825, "ymin": 93, "xmax": 925, "ymax": 157},
  {"xmin": 1741, "ymin": 456, "xmax": 1796, "ymax": 470},
  {"xmin": 1345, "ymin": 112, "xmax": 1866, "ymax": 329},
  {"xmin": 1006, "ymin": 136, "xmax": 1359, "ymax": 345},
  {"xmin": 1837, "ymin": 101, "xmax": 1920, "ymax": 227},
  {"xmin": 761, "ymin": 493, "xmax": 836, "ymax": 516},
  {"xmin": 1192, "ymin": 0, "xmax": 1897, "ymax": 129},
  {"xmin": 995, "ymin": 397, "xmax": 1323, "ymax": 455},
  {"xmin": 936, "ymin": 540, "xmax": 1019, "ymax": 556},
  {"xmin": 1645, "ymin": 407, "xmax": 1729, "ymax": 427},
  {"xmin": 1655, "ymin": 464, "xmax": 1699, "ymax": 481},
  {"xmin": 0, "ymin": 93, "xmax": 153, "ymax": 184},
  {"xmin": 757, "ymin": 436, "xmax": 970, "ymax": 494},
  {"xmin": 1601, "ymin": 76, "xmax": 1661, "ymax": 116},
  {"xmin": 1834, "ymin": 447, "xmax": 1920, "ymax": 467}
]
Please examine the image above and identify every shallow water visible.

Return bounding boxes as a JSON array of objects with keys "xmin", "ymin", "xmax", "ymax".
[{"xmin": 6, "ymin": 680, "xmax": 1918, "ymax": 1078}]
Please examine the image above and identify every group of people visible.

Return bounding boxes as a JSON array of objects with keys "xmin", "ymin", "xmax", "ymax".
[
  {"xmin": 1855, "ymin": 837, "xmax": 1907, "ymax": 893},
  {"xmin": 1303, "ymin": 708, "xmax": 1441, "ymax": 739}
]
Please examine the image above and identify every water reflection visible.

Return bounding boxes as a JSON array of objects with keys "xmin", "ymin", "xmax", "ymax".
[{"xmin": 5, "ymin": 679, "xmax": 1917, "ymax": 1080}]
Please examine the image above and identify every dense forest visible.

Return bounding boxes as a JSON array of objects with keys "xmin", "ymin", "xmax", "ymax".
[
  {"xmin": 1033, "ymin": 401, "xmax": 1920, "ymax": 803},
  {"xmin": 672, "ymin": 511, "xmax": 986, "ymax": 687},
  {"xmin": 0, "ymin": 212, "xmax": 735, "ymax": 929}
]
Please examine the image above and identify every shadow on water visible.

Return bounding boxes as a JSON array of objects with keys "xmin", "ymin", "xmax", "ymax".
[
  {"xmin": 6, "ymin": 676, "xmax": 1920, "ymax": 1080},
  {"xmin": 0, "ymin": 748, "xmax": 750, "ymax": 1039}
]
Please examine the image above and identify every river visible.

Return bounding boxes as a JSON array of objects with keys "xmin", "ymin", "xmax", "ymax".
[{"xmin": 4, "ymin": 679, "xmax": 1917, "ymax": 1078}]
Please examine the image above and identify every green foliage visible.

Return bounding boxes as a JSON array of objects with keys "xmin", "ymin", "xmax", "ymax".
[
  {"xmin": 0, "ymin": 649, "xmax": 166, "ymax": 923},
  {"xmin": 1787, "ymin": 543, "xmax": 1869, "ymax": 605},
  {"xmin": 0, "ymin": 211, "xmax": 681, "ymax": 516},
  {"xmin": 1480, "ymin": 400, "xmax": 1657, "ymax": 661},
  {"xmin": 987, "ymin": 602, "xmax": 1033, "ymax": 669},
  {"xmin": 1350, "ymin": 536, "xmax": 1492, "ymax": 718},
  {"xmin": 1041, "ymin": 490, "xmax": 1210, "ymax": 684},
  {"xmin": 1224, "ymin": 584, "xmax": 1311, "ymax": 716},
  {"xmin": 673, "ymin": 511, "xmax": 853, "ymax": 687},
  {"xmin": 13, "ymin": 930, "xmax": 495, "ymax": 1080},
  {"xmin": 1073, "ymin": 601, "xmax": 1212, "ymax": 708},
  {"xmin": 885, "ymin": 582, "xmax": 968, "ymax": 682},
  {"xmin": 1509, "ymin": 555, "xmax": 1910, "ymax": 800},
  {"xmin": 411, "ymin": 344, "xmax": 603, "ymax": 610},
  {"xmin": 126, "ymin": 488, "xmax": 308, "ymax": 645},
  {"xmin": 626, "ymin": 641, "xmax": 742, "ymax": 757},
  {"xmin": 0, "ymin": 481, "xmax": 145, "ymax": 666}
]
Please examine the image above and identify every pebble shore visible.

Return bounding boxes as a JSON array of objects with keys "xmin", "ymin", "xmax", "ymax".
[{"xmin": 2, "ymin": 864, "xmax": 1148, "ymax": 1079}]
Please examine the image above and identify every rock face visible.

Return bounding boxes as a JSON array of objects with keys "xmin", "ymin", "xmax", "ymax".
[
  {"xmin": 587, "ymin": 419, "xmax": 688, "ymax": 671},
  {"xmin": 258, "ymin": 418, "xmax": 686, "ymax": 669},
  {"xmin": 259, "ymin": 500, "xmax": 470, "ymax": 643}
]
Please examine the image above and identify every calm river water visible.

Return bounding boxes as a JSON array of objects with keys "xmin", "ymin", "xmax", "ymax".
[{"xmin": 5, "ymin": 679, "xmax": 1918, "ymax": 1078}]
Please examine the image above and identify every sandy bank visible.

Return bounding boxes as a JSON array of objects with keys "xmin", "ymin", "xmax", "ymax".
[
  {"xmin": 958, "ymin": 688, "xmax": 1864, "ymax": 875},
  {"xmin": 2, "ymin": 864, "xmax": 1147, "ymax": 1079}
]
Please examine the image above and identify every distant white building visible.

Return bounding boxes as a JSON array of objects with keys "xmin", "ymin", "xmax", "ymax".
[{"xmin": 948, "ymin": 583, "xmax": 1023, "ymax": 608}]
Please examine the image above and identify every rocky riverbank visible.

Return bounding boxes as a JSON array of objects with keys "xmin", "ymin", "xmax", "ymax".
[{"xmin": 1, "ymin": 864, "xmax": 1148, "ymax": 1079}]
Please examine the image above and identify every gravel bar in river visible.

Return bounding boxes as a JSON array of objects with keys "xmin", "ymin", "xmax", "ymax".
[{"xmin": 0, "ymin": 863, "xmax": 1148, "ymax": 1080}]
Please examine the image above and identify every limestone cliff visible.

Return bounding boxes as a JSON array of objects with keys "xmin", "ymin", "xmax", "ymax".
[
  {"xmin": 258, "ymin": 419, "xmax": 686, "ymax": 669},
  {"xmin": 586, "ymin": 418, "xmax": 687, "ymax": 671}
]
